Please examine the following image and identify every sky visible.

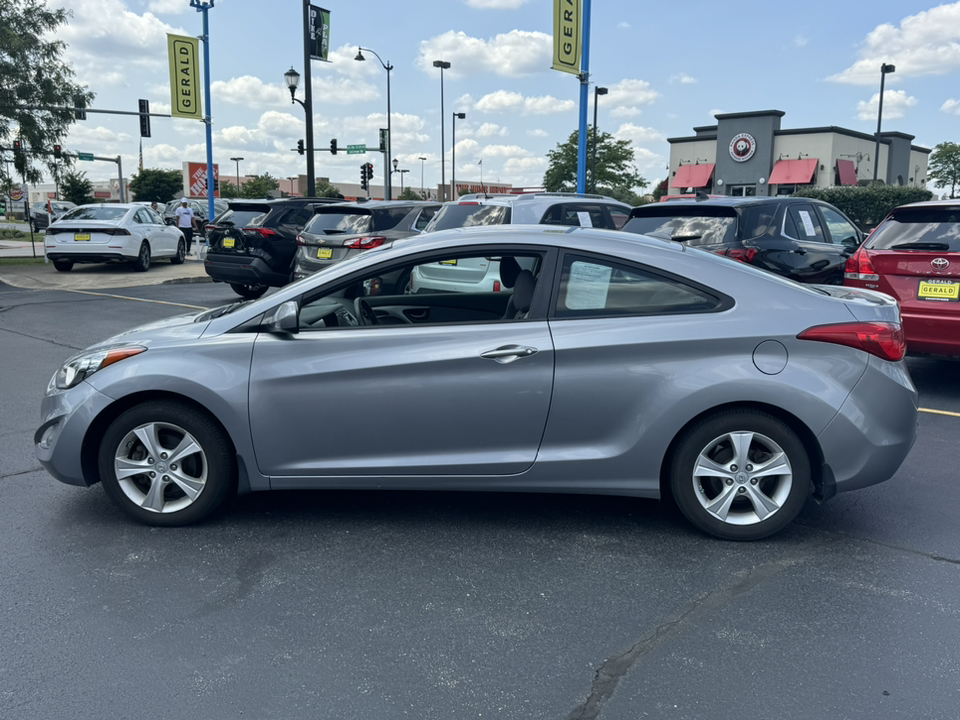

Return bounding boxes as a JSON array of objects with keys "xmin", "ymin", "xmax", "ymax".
[{"xmin": 40, "ymin": 0, "xmax": 960, "ymax": 193}]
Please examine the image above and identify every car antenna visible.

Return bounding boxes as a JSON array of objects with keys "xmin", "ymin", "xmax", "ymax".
[{"xmin": 695, "ymin": 189, "xmax": 710, "ymax": 202}]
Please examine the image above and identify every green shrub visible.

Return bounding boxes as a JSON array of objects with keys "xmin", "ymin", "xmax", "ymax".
[{"xmin": 792, "ymin": 185, "xmax": 934, "ymax": 230}]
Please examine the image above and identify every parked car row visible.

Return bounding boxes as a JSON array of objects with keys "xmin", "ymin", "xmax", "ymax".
[{"xmin": 30, "ymin": 200, "xmax": 77, "ymax": 232}]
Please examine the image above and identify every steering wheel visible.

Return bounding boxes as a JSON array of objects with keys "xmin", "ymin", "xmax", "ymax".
[{"xmin": 354, "ymin": 298, "xmax": 380, "ymax": 326}]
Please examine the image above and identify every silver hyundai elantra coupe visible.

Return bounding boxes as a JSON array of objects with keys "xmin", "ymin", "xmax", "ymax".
[{"xmin": 36, "ymin": 225, "xmax": 918, "ymax": 540}]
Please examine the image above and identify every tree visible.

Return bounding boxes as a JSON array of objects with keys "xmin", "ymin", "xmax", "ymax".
[
  {"xmin": 0, "ymin": 1, "xmax": 94, "ymax": 186},
  {"xmin": 397, "ymin": 186, "xmax": 422, "ymax": 201},
  {"xmin": 241, "ymin": 172, "xmax": 280, "ymax": 198},
  {"xmin": 543, "ymin": 128, "xmax": 648, "ymax": 201},
  {"xmin": 315, "ymin": 178, "xmax": 344, "ymax": 199},
  {"xmin": 927, "ymin": 142, "xmax": 960, "ymax": 198},
  {"xmin": 128, "ymin": 168, "xmax": 182, "ymax": 203},
  {"xmin": 60, "ymin": 169, "xmax": 93, "ymax": 205},
  {"xmin": 651, "ymin": 177, "xmax": 669, "ymax": 202},
  {"xmin": 219, "ymin": 180, "xmax": 241, "ymax": 198}
]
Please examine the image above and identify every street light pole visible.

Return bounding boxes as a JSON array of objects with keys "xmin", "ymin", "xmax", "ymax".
[
  {"xmin": 873, "ymin": 63, "xmax": 896, "ymax": 183},
  {"xmin": 230, "ymin": 156, "xmax": 243, "ymax": 195},
  {"xmin": 398, "ymin": 169, "xmax": 408, "ymax": 195},
  {"xmin": 285, "ymin": 66, "xmax": 315, "ymax": 197},
  {"xmin": 418, "ymin": 156, "xmax": 426, "ymax": 199},
  {"xmin": 433, "ymin": 60, "xmax": 450, "ymax": 201},
  {"xmin": 591, "ymin": 86, "xmax": 607, "ymax": 193},
  {"xmin": 355, "ymin": 48, "xmax": 393, "ymax": 201},
  {"xmin": 190, "ymin": 0, "xmax": 215, "ymax": 228},
  {"xmin": 451, "ymin": 112, "xmax": 465, "ymax": 200}
]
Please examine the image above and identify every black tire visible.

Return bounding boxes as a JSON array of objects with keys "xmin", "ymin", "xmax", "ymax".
[
  {"xmin": 170, "ymin": 239, "xmax": 186, "ymax": 265},
  {"xmin": 669, "ymin": 410, "xmax": 811, "ymax": 541},
  {"xmin": 97, "ymin": 401, "xmax": 237, "ymax": 526},
  {"xmin": 133, "ymin": 241, "xmax": 151, "ymax": 272},
  {"xmin": 230, "ymin": 283, "xmax": 268, "ymax": 299},
  {"xmin": 53, "ymin": 259, "xmax": 74, "ymax": 272}
]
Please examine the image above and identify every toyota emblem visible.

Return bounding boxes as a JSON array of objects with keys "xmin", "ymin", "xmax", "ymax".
[{"xmin": 932, "ymin": 258, "xmax": 950, "ymax": 270}]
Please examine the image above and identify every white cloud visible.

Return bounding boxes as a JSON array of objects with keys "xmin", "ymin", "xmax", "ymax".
[
  {"xmin": 794, "ymin": 35, "xmax": 810, "ymax": 48},
  {"xmin": 481, "ymin": 144, "xmax": 534, "ymax": 158},
  {"xmin": 416, "ymin": 30, "xmax": 551, "ymax": 77},
  {"xmin": 212, "ymin": 74, "xmax": 378, "ymax": 110},
  {"xmin": 670, "ymin": 74, "xmax": 697, "ymax": 85},
  {"xmin": 474, "ymin": 90, "xmax": 574, "ymax": 115},
  {"xmin": 599, "ymin": 79, "xmax": 660, "ymax": 119},
  {"xmin": 614, "ymin": 124, "xmax": 666, "ymax": 146},
  {"xmin": 610, "ymin": 107, "xmax": 643, "ymax": 118},
  {"xmin": 829, "ymin": 3, "xmax": 960, "ymax": 84},
  {"xmin": 465, "ymin": 0, "xmax": 531, "ymax": 7},
  {"xmin": 454, "ymin": 94, "xmax": 476, "ymax": 111},
  {"xmin": 856, "ymin": 90, "xmax": 919, "ymax": 120},
  {"xmin": 618, "ymin": 21, "xmax": 631, "ymax": 29},
  {"xmin": 477, "ymin": 123, "xmax": 508, "ymax": 137},
  {"xmin": 527, "ymin": 128, "xmax": 549, "ymax": 137},
  {"xmin": 942, "ymin": 98, "xmax": 960, "ymax": 115},
  {"xmin": 148, "ymin": 0, "xmax": 188, "ymax": 14}
]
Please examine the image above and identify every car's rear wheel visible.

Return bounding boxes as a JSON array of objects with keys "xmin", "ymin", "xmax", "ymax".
[
  {"xmin": 669, "ymin": 410, "xmax": 811, "ymax": 541},
  {"xmin": 170, "ymin": 239, "xmax": 186, "ymax": 265},
  {"xmin": 133, "ymin": 241, "xmax": 151, "ymax": 272},
  {"xmin": 53, "ymin": 259, "xmax": 74, "ymax": 272},
  {"xmin": 97, "ymin": 401, "xmax": 236, "ymax": 526},
  {"xmin": 230, "ymin": 283, "xmax": 268, "ymax": 299}
]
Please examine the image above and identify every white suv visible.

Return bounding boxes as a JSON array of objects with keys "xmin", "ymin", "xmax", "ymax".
[{"xmin": 412, "ymin": 192, "xmax": 631, "ymax": 293}]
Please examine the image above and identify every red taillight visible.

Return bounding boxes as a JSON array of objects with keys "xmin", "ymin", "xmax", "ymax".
[
  {"xmin": 844, "ymin": 248, "xmax": 879, "ymax": 281},
  {"xmin": 296, "ymin": 233, "xmax": 307, "ymax": 246},
  {"xmin": 345, "ymin": 235, "xmax": 386, "ymax": 250},
  {"xmin": 245, "ymin": 227, "xmax": 278, "ymax": 238},
  {"xmin": 458, "ymin": 201, "xmax": 480, "ymax": 206},
  {"xmin": 798, "ymin": 321, "xmax": 905, "ymax": 361},
  {"xmin": 205, "ymin": 224, "xmax": 216, "ymax": 234},
  {"xmin": 106, "ymin": 228, "xmax": 131, "ymax": 236},
  {"xmin": 716, "ymin": 247, "xmax": 757, "ymax": 263},
  {"xmin": 493, "ymin": 280, "xmax": 501, "ymax": 292}
]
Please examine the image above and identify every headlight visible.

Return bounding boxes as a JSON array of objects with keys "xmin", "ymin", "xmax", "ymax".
[{"xmin": 48, "ymin": 346, "xmax": 146, "ymax": 393}]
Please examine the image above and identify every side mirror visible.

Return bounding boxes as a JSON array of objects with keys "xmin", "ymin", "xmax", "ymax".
[{"xmin": 264, "ymin": 300, "xmax": 299, "ymax": 334}]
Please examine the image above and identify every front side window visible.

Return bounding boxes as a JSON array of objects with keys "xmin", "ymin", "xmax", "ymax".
[
  {"xmin": 554, "ymin": 254, "xmax": 722, "ymax": 318},
  {"xmin": 819, "ymin": 207, "xmax": 861, "ymax": 246}
]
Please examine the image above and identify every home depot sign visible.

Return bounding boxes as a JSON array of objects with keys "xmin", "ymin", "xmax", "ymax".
[{"xmin": 184, "ymin": 162, "xmax": 220, "ymax": 198}]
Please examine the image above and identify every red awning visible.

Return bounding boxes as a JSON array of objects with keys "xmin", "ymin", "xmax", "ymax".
[
  {"xmin": 768, "ymin": 158, "xmax": 818, "ymax": 185},
  {"xmin": 836, "ymin": 159, "xmax": 858, "ymax": 186},
  {"xmin": 672, "ymin": 163, "xmax": 715, "ymax": 188}
]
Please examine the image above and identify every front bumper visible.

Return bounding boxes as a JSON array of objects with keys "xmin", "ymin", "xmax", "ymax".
[{"xmin": 36, "ymin": 382, "xmax": 115, "ymax": 487}]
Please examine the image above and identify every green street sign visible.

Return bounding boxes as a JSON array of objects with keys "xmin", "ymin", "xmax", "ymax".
[
  {"xmin": 346, "ymin": 144, "xmax": 366, "ymax": 155},
  {"xmin": 77, "ymin": 152, "xmax": 95, "ymax": 161}
]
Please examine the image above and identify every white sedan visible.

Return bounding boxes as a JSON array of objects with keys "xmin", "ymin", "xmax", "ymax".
[{"xmin": 45, "ymin": 203, "xmax": 186, "ymax": 272}]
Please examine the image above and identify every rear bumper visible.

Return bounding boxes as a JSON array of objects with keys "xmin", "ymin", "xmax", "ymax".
[
  {"xmin": 204, "ymin": 254, "xmax": 291, "ymax": 287},
  {"xmin": 817, "ymin": 356, "xmax": 918, "ymax": 495},
  {"xmin": 46, "ymin": 251, "xmax": 133, "ymax": 263},
  {"xmin": 901, "ymin": 307, "xmax": 960, "ymax": 356}
]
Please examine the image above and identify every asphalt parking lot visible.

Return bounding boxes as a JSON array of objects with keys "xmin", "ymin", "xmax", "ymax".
[{"xmin": 1, "ymin": 272, "xmax": 959, "ymax": 720}]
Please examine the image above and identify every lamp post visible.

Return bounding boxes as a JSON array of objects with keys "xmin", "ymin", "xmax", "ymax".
[
  {"xmin": 418, "ymin": 156, "xmax": 427, "ymax": 199},
  {"xmin": 396, "ymin": 168, "xmax": 409, "ymax": 195},
  {"xmin": 229, "ymin": 156, "xmax": 243, "ymax": 196},
  {"xmin": 284, "ymin": 66, "xmax": 315, "ymax": 196},
  {"xmin": 591, "ymin": 86, "xmax": 607, "ymax": 193},
  {"xmin": 873, "ymin": 63, "xmax": 896, "ymax": 183},
  {"xmin": 355, "ymin": 47, "xmax": 393, "ymax": 201},
  {"xmin": 451, "ymin": 111, "xmax": 465, "ymax": 200},
  {"xmin": 433, "ymin": 60, "xmax": 450, "ymax": 200},
  {"xmin": 189, "ymin": 0, "xmax": 215, "ymax": 229}
]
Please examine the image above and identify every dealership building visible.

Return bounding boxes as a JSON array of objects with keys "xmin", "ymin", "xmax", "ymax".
[{"xmin": 667, "ymin": 109, "xmax": 931, "ymax": 197}]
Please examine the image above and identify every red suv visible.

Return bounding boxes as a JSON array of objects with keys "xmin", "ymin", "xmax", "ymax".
[{"xmin": 844, "ymin": 200, "xmax": 960, "ymax": 356}]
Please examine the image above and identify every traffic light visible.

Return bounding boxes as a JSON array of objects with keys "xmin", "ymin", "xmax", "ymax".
[
  {"xmin": 329, "ymin": 138, "xmax": 337, "ymax": 155},
  {"xmin": 74, "ymin": 95, "xmax": 87, "ymax": 121},
  {"xmin": 297, "ymin": 139, "xmax": 305, "ymax": 156},
  {"xmin": 53, "ymin": 144, "xmax": 62, "ymax": 159},
  {"xmin": 138, "ymin": 99, "xmax": 151, "ymax": 138},
  {"xmin": 360, "ymin": 163, "xmax": 368, "ymax": 190},
  {"xmin": 365, "ymin": 162, "xmax": 374, "ymax": 180},
  {"xmin": 12, "ymin": 139, "xmax": 22, "ymax": 157}
]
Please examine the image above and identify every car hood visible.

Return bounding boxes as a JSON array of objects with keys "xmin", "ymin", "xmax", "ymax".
[{"xmin": 85, "ymin": 311, "xmax": 212, "ymax": 351}]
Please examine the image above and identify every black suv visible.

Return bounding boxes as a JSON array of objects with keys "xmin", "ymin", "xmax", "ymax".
[
  {"xmin": 204, "ymin": 197, "xmax": 343, "ymax": 298},
  {"xmin": 623, "ymin": 196, "xmax": 864, "ymax": 285}
]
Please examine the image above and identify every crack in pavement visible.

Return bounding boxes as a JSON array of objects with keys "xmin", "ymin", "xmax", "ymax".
[
  {"xmin": 1, "ymin": 466, "xmax": 45, "ymax": 480},
  {"xmin": 565, "ymin": 545, "xmax": 824, "ymax": 720},
  {"xmin": 0, "ymin": 324, "xmax": 83, "ymax": 351}
]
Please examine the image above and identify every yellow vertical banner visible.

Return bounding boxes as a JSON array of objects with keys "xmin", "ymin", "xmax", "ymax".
[
  {"xmin": 552, "ymin": 0, "xmax": 582, "ymax": 75},
  {"xmin": 167, "ymin": 34, "xmax": 203, "ymax": 120}
]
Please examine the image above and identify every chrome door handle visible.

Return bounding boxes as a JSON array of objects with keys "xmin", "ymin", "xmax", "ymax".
[{"xmin": 480, "ymin": 345, "xmax": 538, "ymax": 364}]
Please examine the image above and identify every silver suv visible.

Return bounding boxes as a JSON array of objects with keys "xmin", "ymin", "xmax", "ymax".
[{"xmin": 413, "ymin": 192, "xmax": 631, "ymax": 293}]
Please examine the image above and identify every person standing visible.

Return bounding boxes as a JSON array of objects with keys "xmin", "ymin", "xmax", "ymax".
[{"xmin": 175, "ymin": 199, "xmax": 195, "ymax": 253}]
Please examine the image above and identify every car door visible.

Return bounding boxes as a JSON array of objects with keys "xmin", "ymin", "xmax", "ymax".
[
  {"xmin": 247, "ymin": 245, "xmax": 557, "ymax": 480},
  {"xmin": 134, "ymin": 209, "xmax": 165, "ymax": 256},
  {"xmin": 779, "ymin": 203, "xmax": 848, "ymax": 283}
]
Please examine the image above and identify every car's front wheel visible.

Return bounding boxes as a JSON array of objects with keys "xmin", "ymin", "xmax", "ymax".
[
  {"xmin": 669, "ymin": 410, "xmax": 811, "ymax": 541},
  {"xmin": 230, "ymin": 283, "xmax": 268, "ymax": 299},
  {"xmin": 97, "ymin": 401, "xmax": 236, "ymax": 526}
]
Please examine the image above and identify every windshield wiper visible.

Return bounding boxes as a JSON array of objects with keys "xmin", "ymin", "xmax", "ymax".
[{"xmin": 889, "ymin": 241, "xmax": 950, "ymax": 250}]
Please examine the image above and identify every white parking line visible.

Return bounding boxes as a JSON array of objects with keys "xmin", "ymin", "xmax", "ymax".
[
  {"xmin": 919, "ymin": 407, "xmax": 960, "ymax": 418},
  {"xmin": 65, "ymin": 289, "xmax": 206, "ymax": 310}
]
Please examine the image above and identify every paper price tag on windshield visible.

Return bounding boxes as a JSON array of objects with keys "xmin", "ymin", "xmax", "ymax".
[{"xmin": 577, "ymin": 211, "xmax": 593, "ymax": 228}]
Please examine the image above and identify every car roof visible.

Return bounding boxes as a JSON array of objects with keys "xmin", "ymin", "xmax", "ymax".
[
  {"xmin": 630, "ymin": 196, "xmax": 823, "ymax": 215},
  {"xmin": 455, "ymin": 191, "xmax": 625, "ymax": 204},
  {"xmin": 315, "ymin": 200, "xmax": 439, "ymax": 209}
]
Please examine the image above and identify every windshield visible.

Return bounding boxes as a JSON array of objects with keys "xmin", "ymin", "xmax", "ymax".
[
  {"xmin": 623, "ymin": 210, "xmax": 738, "ymax": 246},
  {"xmin": 60, "ymin": 206, "xmax": 128, "ymax": 222},
  {"xmin": 424, "ymin": 203, "xmax": 511, "ymax": 232},
  {"xmin": 868, "ymin": 208, "xmax": 960, "ymax": 251}
]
